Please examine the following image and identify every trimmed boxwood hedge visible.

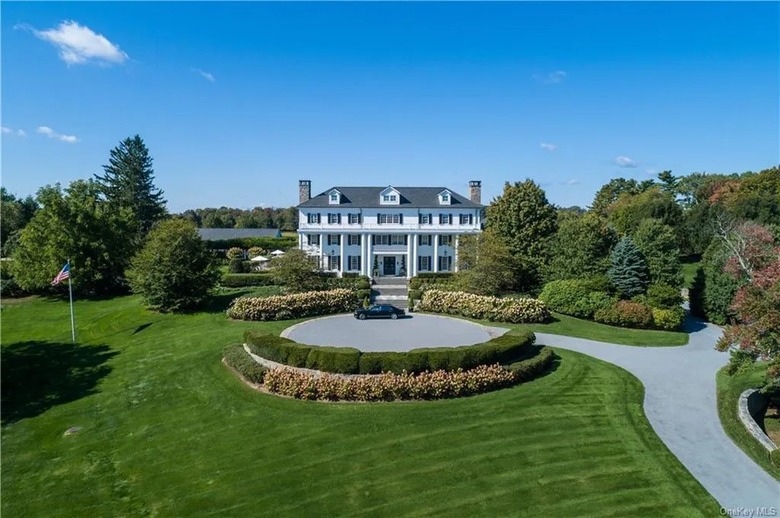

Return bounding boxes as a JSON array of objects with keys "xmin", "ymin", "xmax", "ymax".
[
  {"xmin": 244, "ymin": 330, "xmax": 536, "ymax": 375},
  {"xmin": 221, "ymin": 273, "xmax": 276, "ymax": 287},
  {"xmin": 507, "ymin": 346, "xmax": 555, "ymax": 381},
  {"xmin": 223, "ymin": 344, "xmax": 267, "ymax": 383}
]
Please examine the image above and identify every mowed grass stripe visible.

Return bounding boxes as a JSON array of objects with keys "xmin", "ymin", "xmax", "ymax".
[{"xmin": 2, "ymin": 296, "xmax": 718, "ymax": 516}]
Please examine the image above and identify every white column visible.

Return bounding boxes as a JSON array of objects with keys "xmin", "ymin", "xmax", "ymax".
[
  {"xmin": 406, "ymin": 233, "xmax": 413, "ymax": 279},
  {"xmin": 298, "ymin": 232, "xmax": 303, "ymax": 249},
  {"xmin": 339, "ymin": 233, "xmax": 345, "ymax": 277},
  {"xmin": 433, "ymin": 234, "xmax": 439, "ymax": 273},
  {"xmin": 319, "ymin": 233, "xmax": 325, "ymax": 270},
  {"xmin": 360, "ymin": 234, "xmax": 367, "ymax": 276},
  {"xmin": 454, "ymin": 235, "xmax": 459, "ymax": 272},
  {"xmin": 367, "ymin": 233, "xmax": 373, "ymax": 277},
  {"xmin": 411, "ymin": 234, "xmax": 417, "ymax": 277}
]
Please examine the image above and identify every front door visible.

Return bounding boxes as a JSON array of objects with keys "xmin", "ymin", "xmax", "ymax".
[{"xmin": 383, "ymin": 256, "xmax": 396, "ymax": 276}]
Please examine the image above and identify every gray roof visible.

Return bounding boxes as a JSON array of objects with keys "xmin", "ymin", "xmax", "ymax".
[
  {"xmin": 297, "ymin": 186, "xmax": 482, "ymax": 209},
  {"xmin": 197, "ymin": 228, "xmax": 282, "ymax": 240}
]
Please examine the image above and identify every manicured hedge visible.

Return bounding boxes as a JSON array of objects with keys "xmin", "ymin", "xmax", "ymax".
[
  {"xmin": 245, "ymin": 330, "xmax": 536, "ymax": 375},
  {"xmin": 651, "ymin": 307, "xmax": 686, "ymax": 331},
  {"xmin": 507, "ymin": 346, "xmax": 555, "ymax": 381},
  {"xmin": 594, "ymin": 300, "xmax": 654, "ymax": 329},
  {"xmin": 264, "ymin": 364, "xmax": 518, "ymax": 401},
  {"xmin": 221, "ymin": 273, "xmax": 277, "ymax": 287},
  {"xmin": 228, "ymin": 288, "xmax": 357, "ymax": 321},
  {"xmin": 223, "ymin": 344, "xmax": 266, "ymax": 383},
  {"xmin": 416, "ymin": 290, "xmax": 550, "ymax": 323}
]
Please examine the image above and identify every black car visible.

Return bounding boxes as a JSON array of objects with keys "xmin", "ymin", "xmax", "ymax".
[{"xmin": 354, "ymin": 304, "xmax": 406, "ymax": 320}]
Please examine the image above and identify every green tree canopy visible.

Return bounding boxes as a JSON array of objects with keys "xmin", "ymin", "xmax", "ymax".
[
  {"xmin": 270, "ymin": 248, "xmax": 324, "ymax": 292},
  {"xmin": 95, "ymin": 135, "xmax": 167, "ymax": 244},
  {"xmin": 608, "ymin": 237, "xmax": 650, "ymax": 298},
  {"xmin": 456, "ymin": 229, "xmax": 517, "ymax": 296},
  {"xmin": 486, "ymin": 179, "xmax": 557, "ymax": 291},
  {"xmin": 631, "ymin": 218, "xmax": 683, "ymax": 288},
  {"xmin": 11, "ymin": 180, "xmax": 133, "ymax": 295},
  {"xmin": 126, "ymin": 219, "xmax": 219, "ymax": 312},
  {"xmin": 607, "ymin": 186, "xmax": 683, "ymax": 236},
  {"xmin": 589, "ymin": 178, "xmax": 654, "ymax": 216},
  {"xmin": 545, "ymin": 212, "xmax": 617, "ymax": 282},
  {"xmin": 1, "ymin": 188, "xmax": 38, "ymax": 255}
]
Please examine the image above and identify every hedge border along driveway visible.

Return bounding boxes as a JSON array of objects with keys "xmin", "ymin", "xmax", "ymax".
[{"xmin": 537, "ymin": 312, "xmax": 780, "ymax": 510}]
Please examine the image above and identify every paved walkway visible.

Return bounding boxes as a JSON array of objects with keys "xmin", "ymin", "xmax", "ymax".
[{"xmin": 537, "ymin": 314, "xmax": 780, "ymax": 511}]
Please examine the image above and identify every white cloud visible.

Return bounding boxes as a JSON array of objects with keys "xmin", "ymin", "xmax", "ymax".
[
  {"xmin": 615, "ymin": 155, "xmax": 638, "ymax": 168},
  {"xmin": 534, "ymin": 70, "xmax": 567, "ymax": 84},
  {"xmin": 17, "ymin": 129, "xmax": 26, "ymax": 137},
  {"xmin": 192, "ymin": 68, "xmax": 215, "ymax": 82},
  {"xmin": 564, "ymin": 179, "xmax": 579, "ymax": 185},
  {"xmin": 26, "ymin": 20, "xmax": 128, "ymax": 65},
  {"xmin": 540, "ymin": 142, "xmax": 557, "ymax": 152},
  {"xmin": 37, "ymin": 125, "xmax": 79, "ymax": 144},
  {"xmin": 4, "ymin": 125, "xmax": 28, "ymax": 137},
  {"xmin": 1, "ymin": 126, "xmax": 11, "ymax": 134}
]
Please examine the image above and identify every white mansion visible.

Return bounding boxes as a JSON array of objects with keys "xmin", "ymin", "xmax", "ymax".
[{"xmin": 297, "ymin": 180, "xmax": 484, "ymax": 278}]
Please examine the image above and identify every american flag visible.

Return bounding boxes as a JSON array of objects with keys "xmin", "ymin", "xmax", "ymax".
[{"xmin": 51, "ymin": 262, "xmax": 70, "ymax": 286}]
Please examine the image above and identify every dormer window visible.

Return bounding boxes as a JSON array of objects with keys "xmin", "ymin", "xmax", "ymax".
[
  {"xmin": 328, "ymin": 189, "xmax": 341, "ymax": 205},
  {"xmin": 438, "ymin": 189, "xmax": 452, "ymax": 205},
  {"xmin": 380, "ymin": 186, "xmax": 401, "ymax": 205}
]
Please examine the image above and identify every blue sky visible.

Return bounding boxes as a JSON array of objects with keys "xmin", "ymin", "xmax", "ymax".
[{"xmin": 2, "ymin": 2, "xmax": 778, "ymax": 212}]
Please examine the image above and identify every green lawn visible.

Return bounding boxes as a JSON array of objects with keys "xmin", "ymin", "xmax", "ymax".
[
  {"xmin": 1, "ymin": 296, "xmax": 717, "ymax": 516},
  {"xmin": 716, "ymin": 364, "xmax": 780, "ymax": 480},
  {"xmin": 681, "ymin": 261, "xmax": 701, "ymax": 289},
  {"xmin": 508, "ymin": 312, "xmax": 688, "ymax": 346}
]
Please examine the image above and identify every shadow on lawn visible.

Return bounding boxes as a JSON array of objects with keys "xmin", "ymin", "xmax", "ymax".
[
  {"xmin": 1, "ymin": 341, "xmax": 118, "ymax": 425},
  {"xmin": 201, "ymin": 289, "xmax": 257, "ymax": 314}
]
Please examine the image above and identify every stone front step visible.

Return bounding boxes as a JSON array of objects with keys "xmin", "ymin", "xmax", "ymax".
[
  {"xmin": 374, "ymin": 295, "xmax": 407, "ymax": 301},
  {"xmin": 372, "ymin": 284, "xmax": 408, "ymax": 289}
]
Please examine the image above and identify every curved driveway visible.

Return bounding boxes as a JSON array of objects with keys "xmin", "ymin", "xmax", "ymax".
[
  {"xmin": 283, "ymin": 314, "xmax": 507, "ymax": 351},
  {"xmin": 538, "ymin": 315, "xmax": 780, "ymax": 511}
]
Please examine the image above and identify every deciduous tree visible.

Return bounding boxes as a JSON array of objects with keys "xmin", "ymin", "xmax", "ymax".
[
  {"xmin": 456, "ymin": 230, "xmax": 517, "ymax": 296},
  {"xmin": 632, "ymin": 218, "xmax": 683, "ymax": 288},
  {"xmin": 545, "ymin": 212, "xmax": 617, "ymax": 282}
]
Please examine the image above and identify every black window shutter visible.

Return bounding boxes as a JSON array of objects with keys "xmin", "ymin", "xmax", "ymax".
[
  {"xmin": 338, "ymin": 214, "xmax": 342, "ymax": 224},
  {"xmin": 378, "ymin": 213, "xmax": 382, "ymax": 225},
  {"xmin": 449, "ymin": 214, "xmax": 453, "ymax": 225},
  {"xmin": 317, "ymin": 213, "xmax": 321, "ymax": 223},
  {"xmin": 372, "ymin": 235, "xmax": 375, "ymax": 245},
  {"xmin": 469, "ymin": 214, "xmax": 473, "ymax": 225},
  {"xmin": 418, "ymin": 256, "xmax": 422, "ymax": 270},
  {"xmin": 429, "ymin": 213, "xmax": 432, "ymax": 224},
  {"xmin": 399, "ymin": 214, "xmax": 403, "ymax": 224},
  {"xmin": 404, "ymin": 235, "xmax": 408, "ymax": 245}
]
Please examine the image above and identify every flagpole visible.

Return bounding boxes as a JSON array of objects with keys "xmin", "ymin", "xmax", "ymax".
[{"xmin": 67, "ymin": 258, "xmax": 76, "ymax": 344}]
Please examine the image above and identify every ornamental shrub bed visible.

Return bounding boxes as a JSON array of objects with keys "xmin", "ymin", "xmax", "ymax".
[
  {"xmin": 245, "ymin": 330, "xmax": 536, "ymax": 374},
  {"xmin": 416, "ymin": 290, "xmax": 550, "ymax": 323},
  {"xmin": 228, "ymin": 288, "xmax": 357, "ymax": 321},
  {"xmin": 263, "ymin": 364, "xmax": 518, "ymax": 402},
  {"xmin": 223, "ymin": 344, "xmax": 267, "ymax": 384},
  {"xmin": 651, "ymin": 307, "xmax": 686, "ymax": 331},
  {"xmin": 538, "ymin": 279, "xmax": 595, "ymax": 318},
  {"xmin": 221, "ymin": 273, "xmax": 277, "ymax": 287},
  {"xmin": 594, "ymin": 300, "xmax": 654, "ymax": 329}
]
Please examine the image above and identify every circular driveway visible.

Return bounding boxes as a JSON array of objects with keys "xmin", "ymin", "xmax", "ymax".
[{"xmin": 282, "ymin": 314, "xmax": 508, "ymax": 351}]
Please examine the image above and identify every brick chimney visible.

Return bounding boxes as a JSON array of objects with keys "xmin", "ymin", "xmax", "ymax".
[
  {"xmin": 299, "ymin": 180, "xmax": 311, "ymax": 204},
  {"xmin": 469, "ymin": 180, "xmax": 482, "ymax": 204}
]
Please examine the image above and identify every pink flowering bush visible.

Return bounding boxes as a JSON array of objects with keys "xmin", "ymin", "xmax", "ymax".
[
  {"xmin": 264, "ymin": 364, "xmax": 518, "ymax": 401},
  {"xmin": 416, "ymin": 289, "xmax": 550, "ymax": 323},
  {"xmin": 227, "ymin": 288, "xmax": 357, "ymax": 321}
]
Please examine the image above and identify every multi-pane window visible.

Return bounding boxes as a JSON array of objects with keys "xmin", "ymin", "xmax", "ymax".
[
  {"xmin": 373, "ymin": 235, "xmax": 390, "ymax": 245},
  {"xmin": 377, "ymin": 213, "xmax": 401, "ymax": 224},
  {"xmin": 389, "ymin": 235, "xmax": 406, "ymax": 246},
  {"xmin": 419, "ymin": 256, "xmax": 431, "ymax": 271},
  {"xmin": 418, "ymin": 235, "xmax": 432, "ymax": 246},
  {"xmin": 306, "ymin": 235, "xmax": 320, "ymax": 246},
  {"xmin": 441, "ymin": 192, "xmax": 450, "ymax": 202},
  {"xmin": 439, "ymin": 235, "xmax": 453, "ymax": 246},
  {"xmin": 419, "ymin": 213, "xmax": 432, "ymax": 224},
  {"xmin": 439, "ymin": 214, "xmax": 452, "ymax": 225},
  {"xmin": 327, "ymin": 255, "xmax": 340, "ymax": 270},
  {"xmin": 307, "ymin": 213, "xmax": 321, "ymax": 224},
  {"xmin": 382, "ymin": 194, "xmax": 397, "ymax": 203},
  {"xmin": 459, "ymin": 214, "xmax": 472, "ymax": 225},
  {"xmin": 438, "ymin": 256, "xmax": 453, "ymax": 271},
  {"xmin": 329, "ymin": 193, "xmax": 339, "ymax": 203},
  {"xmin": 348, "ymin": 213, "xmax": 361, "ymax": 224},
  {"xmin": 327, "ymin": 235, "xmax": 341, "ymax": 246},
  {"xmin": 348, "ymin": 234, "xmax": 360, "ymax": 246},
  {"xmin": 348, "ymin": 256, "xmax": 361, "ymax": 271},
  {"xmin": 328, "ymin": 213, "xmax": 341, "ymax": 224}
]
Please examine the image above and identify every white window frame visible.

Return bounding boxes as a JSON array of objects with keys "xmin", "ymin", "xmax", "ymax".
[
  {"xmin": 348, "ymin": 234, "xmax": 360, "ymax": 246},
  {"xmin": 418, "ymin": 235, "xmax": 432, "ymax": 246},
  {"xmin": 328, "ymin": 213, "xmax": 340, "ymax": 224},
  {"xmin": 307, "ymin": 234, "xmax": 320, "ymax": 246},
  {"xmin": 348, "ymin": 255, "xmax": 360, "ymax": 271},
  {"xmin": 348, "ymin": 213, "xmax": 360, "ymax": 224},
  {"xmin": 329, "ymin": 193, "xmax": 339, "ymax": 204},
  {"xmin": 459, "ymin": 214, "xmax": 471, "ymax": 225},
  {"xmin": 439, "ymin": 256, "xmax": 452, "ymax": 271},
  {"xmin": 327, "ymin": 234, "xmax": 341, "ymax": 246},
  {"xmin": 390, "ymin": 235, "xmax": 406, "ymax": 246},
  {"xmin": 327, "ymin": 255, "xmax": 340, "ymax": 270},
  {"xmin": 440, "ymin": 214, "xmax": 452, "ymax": 225},
  {"xmin": 419, "ymin": 256, "xmax": 431, "ymax": 271},
  {"xmin": 307, "ymin": 213, "xmax": 321, "ymax": 224},
  {"xmin": 439, "ymin": 235, "xmax": 453, "ymax": 246},
  {"xmin": 419, "ymin": 214, "xmax": 431, "ymax": 224},
  {"xmin": 374, "ymin": 235, "xmax": 390, "ymax": 246},
  {"xmin": 378, "ymin": 214, "xmax": 401, "ymax": 224}
]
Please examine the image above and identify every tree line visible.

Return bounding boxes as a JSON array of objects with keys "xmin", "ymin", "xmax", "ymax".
[{"xmin": 176, "ymin": 206, "xmax": 298, "ymax": 231}]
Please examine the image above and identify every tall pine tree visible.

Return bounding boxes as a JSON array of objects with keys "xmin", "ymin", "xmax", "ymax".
[
  {"xmin": 608, "ymin": 237, "xmax": 650, "ymax": 298},
  {"xmin": 95, "ymin": 135, "xmax": 167, "ymax": 244}
]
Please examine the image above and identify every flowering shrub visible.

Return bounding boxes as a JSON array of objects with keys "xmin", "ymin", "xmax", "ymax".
[
  {"xmin": 651, "ymin": 307, "xmax": 685, "ymax": 331},
  {"xmin": 226, "ymin": 247, "xmax": 245, "ymax": 260},
  {"xmin": 416, "ymin": 290, "xmax": 550, "ymax": 323},
  {"xmin": 594, "ymin": 300, "xmax": 654, "ymax": 329},
  {"xmin": 263, "ymin": 364, "xmax": 518, "ymax": 401},
  {"xmin": 227, "ymin": 288, "xmax": 357, "ymax": 321},
  {"xmin": 248, "ymin": 247, "xmax": 265, "ymax": 258}
]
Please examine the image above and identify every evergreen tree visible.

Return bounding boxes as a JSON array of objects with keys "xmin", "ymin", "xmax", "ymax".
[
  {"xmin": 486, "ymin": 179, "xmax": 557, "ymax": 291},
  {"xmin": 95, "ymin": 135, "xmax": 167, "ymax": 242},
  {"xmin": 632, "ymin": 218, "xmax": 683, "ymax": 288},
  {"xmin": 126, "ymin": 219, "xmax": 219, "ymax": 312},
  {"xmin": 608, "ymin": 237, "xmax": 650, "ymax": 298},
  {"xmin": 545, "ymin": 212, "xmax": 617, "ymax": 282}
]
